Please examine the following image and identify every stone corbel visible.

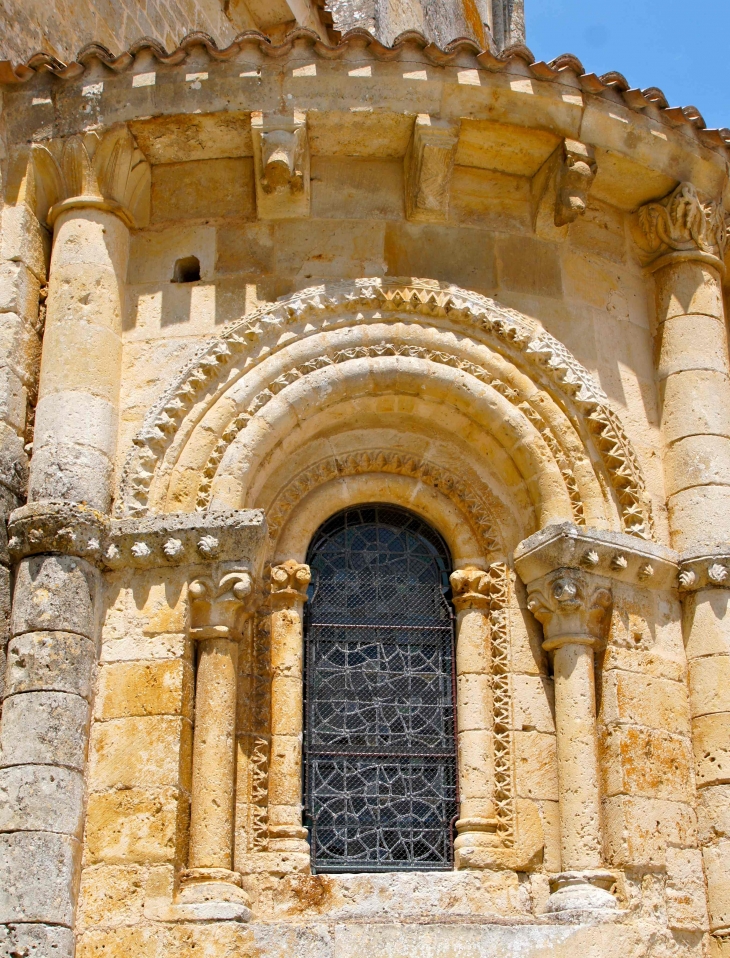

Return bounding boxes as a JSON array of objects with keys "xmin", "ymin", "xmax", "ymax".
[
  {"xmin": 404, "ymin": 114, "xmax": 459, "ymax": 223},
  {"xmin": 635, "ymin": 181, "xmax": 729, "ymax": 273},
  {"xmin": 251, "ymin": 112, "xmax": 310, "ymax": 220},
  {"xmin": 554, "ymin": 139, "xmax": 597, "ymax": 227},
  {"xmin": 30, "ymin": 124, "xmax": 150, "ymax": 229}
]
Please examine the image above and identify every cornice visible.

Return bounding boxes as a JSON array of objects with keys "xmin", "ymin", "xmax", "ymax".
[
  {"xmin": 0, "ymin": 28, "xmax": 727, "ymax": 159},
  {"xmin": 678, "ymin": 549, "xmax": 730, "ymax": 593},
  {"xmin": 7, "ymin": 500, "xmax": 266, "ymax": 571}
]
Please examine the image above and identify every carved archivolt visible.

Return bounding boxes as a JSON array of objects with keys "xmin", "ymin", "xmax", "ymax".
[
  {"xmin": 119, "ymin": 280, "xmax": 652, "ymax": 538},
  {"xmin": 266, "ymin": 449, "xmax": 504, "ymax": 558}
]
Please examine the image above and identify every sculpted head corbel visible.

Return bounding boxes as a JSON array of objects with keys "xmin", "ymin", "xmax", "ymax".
[
  {"xmin": 188, "ymin": 569, "xmax": 254, "ymax": 641},
  {"xmin": 526, "ymin": 568, "xmax": 612, "ymax": 652},
  {"xmin": 554, "ymin": 139, "xmax": 597, "ymax": 227}
]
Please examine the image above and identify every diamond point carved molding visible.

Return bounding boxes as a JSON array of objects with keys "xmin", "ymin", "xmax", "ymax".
[
  {"xmin": 251, "ymin": 111, "xmax": 310, "ymax": 220},
  {"xmin": 636, "ymin": 182, "xmax": 729, "ymax": 272},
  {"xmin": 554, "ymin": 139, "xmax": 597, "ymax": 228},
  {"xmin": 405, "ymin": 114, "xmax": 459, "ymax": 223},
  {"xmin": 31, "ymin": 123, "xmax": 151, "ymax": 229}
]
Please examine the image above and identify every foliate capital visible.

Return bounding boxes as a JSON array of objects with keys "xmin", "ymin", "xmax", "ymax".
[
  {"xmin": 450, "ymin": 566, "xmax": 491, "ymax": 611},
  {"xmin": 636, "ymin": 182, "xmax": 729, "ymax": 272},
  {"xmin": 31, "ymin": 123, "xmax": 150, "ymax": 229},
  {"xmin": 189, "ymin": 569, "xmax": 254, "ymax": 640},
  {"xmin": 526, "ymin": 569, "xmax": 611, "ymax": 652},
  {"xmin": 270, "ymin": 560, "xmax": 311, "ymax": 608}
]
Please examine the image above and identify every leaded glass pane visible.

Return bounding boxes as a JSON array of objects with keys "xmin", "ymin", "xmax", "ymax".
[{"xmin": 304, "ymin": 505, "xmax": 458, "ymax": 872}]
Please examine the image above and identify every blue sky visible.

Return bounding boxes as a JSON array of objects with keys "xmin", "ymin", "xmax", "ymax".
[{"xmin": 526, "ymin": 0, "xmax": 730, "ymax": 130}]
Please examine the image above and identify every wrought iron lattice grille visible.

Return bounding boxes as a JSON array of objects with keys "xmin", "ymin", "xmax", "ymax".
[{"xmin": 304, "ymin": 505, "xmax": 458, "ymax": 872}]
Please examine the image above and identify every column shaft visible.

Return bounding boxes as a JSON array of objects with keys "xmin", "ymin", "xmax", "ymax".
[
  {"xmin": 29, "ymin": 208, "xmax": 128, "ymax": 511},
  {"xmin": 552, "ymin": 641, "xmax": 602, "ymax": 870},
  {"xmin": 189, "ymin": 636, "xmax": 240, "ymax": 871}
]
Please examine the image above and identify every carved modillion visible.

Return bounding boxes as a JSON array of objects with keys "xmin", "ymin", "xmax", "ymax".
[
  {"xmin": 251, "ymin": 111, "xmax": 310, "ymax": 219},
  {"xmin": 554, "ymin": 139, "xmax": 597, "ymax": 227},
  {"xmin": 405, "ymin": 114, "xmax": 459, "ymax": 223}
]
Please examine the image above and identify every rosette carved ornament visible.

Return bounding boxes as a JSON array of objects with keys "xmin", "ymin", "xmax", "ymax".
[{"xmin": 637, "ymin": 182, "xmax": 729, "ymax": 271}]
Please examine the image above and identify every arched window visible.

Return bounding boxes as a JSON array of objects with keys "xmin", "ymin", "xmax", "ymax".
[{"xmin": 304, "ymin": 504, "xmax": 458, "ymax": 872}]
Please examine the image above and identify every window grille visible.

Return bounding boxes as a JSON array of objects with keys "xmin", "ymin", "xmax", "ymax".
[{"xmin": 304, "ymin": 504, "xmax": 458, "ymax": 872}]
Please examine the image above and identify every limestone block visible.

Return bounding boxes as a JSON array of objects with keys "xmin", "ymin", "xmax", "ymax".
[
  {"xmin": 267, "ymin": 735, "xmax": 302, "ymax": 808},
  {"xmin": 537, "ymin": 799, "xmax": 561, "ymax": 873},
  {"xmin": 0, "ymin": 262, "xmax": 41, "ymax": 323},
  {"xmin": 272, "ymin": 219, "xmax": 385, "ymax": 281},
  {"xmin": 0, "ymin": 205, "xmax": 48, "ymax": 281},
  {"xmin": 698, "ymin": 785, "xmax": 730, "ymax": 843},
  {"xmin": 37, "ymin": 320, "xmax": 121, "ymax": 402},
  {"xmin": 668, "ymin": 485, "xmax": 730, "ymax": 552},
  {"xmin": 128, "ymin": 224, "xmax": 216, "ymax": 285},
  {"xmin": 85, "ymin": 787, "xmax": 188, "ymax": 866},
  {"xmin": 456, "ymin": 674, "xmax": 493, "ymax": 731},
  {"xmin": 0, "ymin": 923, "xmax": 74, "ymax": 958},
  {"xmin": 693, "ymin": 713, "xmax": 730, "ymax": 786},
  {"xmin": 11, "ymin": 555, "xmax": 97, "ymax": 639},
  {"xmin": 77, "ymin": 863, "xmax": 174, "ymax": 932},
  {"xmin": 512, "ymin": 674, "xmax": 555, "ymax": 733},
  {"xmin": 602, "ymin": 645, "xmax": 686, "ymax": 683},
  {"xmin": 5, "ymin": 631, "xmax": 96, "ymax": 700},
  {"xmin": 76, "ymin": 925, "xmax": 161, "ymax": 958},
  {"xmin": 458, "ymin": 728, "xmax": 494, "ymax": 802},
  {"xmin": 270, "ymin": 675, "xmax": 303, "ymax": 737},
  {"xmin": 655, "ymin": 313, "xmax": 730, "ymax": 380},
  {"xmin": 665, "ymin": 846, "xmax": 709, "ymax": 931},
  {"xmin": 102, "ymin": 577, "xmax": 188, "ymax": 641},
  {"xmin": 88, "ymin": 715, "xmax": 192, "ymax": 791},
  {"xmin": 655, "ymin": 260, "xmax": 725, "ymax": 321},
  {"xmin": 44, "ymin": 262, "xmax": 123, "ymax": 337},
  {"xmin": 0, "ymin": 691, "xmax": 90, "ymax": 771},
  {"xmin": 600, "ymin": 670, "xmax": 690, "ymax": 731},
  {"xmin": 689, "ymin": 655, "xmax": 730, "ymax": 718},
  {"xmin": 508, "ymin": 607, "xmax": 547, "ymax": 676},
  {"xmin": 151, "ymin": 158, "xmax": 256, "ymax": 224},
  {"xmin": 602, "ymin": 795, "xmax": 697, "ymax": 868},
  {"xmin": 94, "ymin": 660, "xmax": 193, "ymax": 720},
  {"xmin": 600, "ymin": 726, "xmax": 694, "ymax": 800},
  {"xmin": 312, "ymin": 157, "xmax": 404, "ymax": 221},
  {"xmin": 0, "ymin": 831, "xmax": 80, "ymax": 925},
  {"xmin": 661, "ymin": 370, "xmax": 730, "ymax": 444},
  {"xmin": 0, "ymin": 765, "xmax": 84, "ymax": 837},
  {"xmin": 496, "ymin": 235, "xmax": 563, "ymax": 298},
  {"xmin": 664, "ymin": 434, "xmax": 730, "ymax": 497},
  {"xmin": 451, "ymin": 167, "xmax": 532, "ymax": 234},
  {"xmin": 703, "ymin": 840, "xmax": 730, "ymax": 931},
  {"xmin": 216, "ymin": 221, "xmax": 274, "ymax": 278},
  {"xmin": 514, "ymin": 730, "xmax": 559, "ymax": 801},
  {"xmin": 685, "ymin": 589, "xmax": 730, "ymax": 660},
  {"xmin": 27, "ymin": 442, "xmax": 114, "ymax": 514},
  {"xmin": 50, "ymin": 210, "xmax": 129, "ymax": 273},
  {"xmin": 384, "ymin": 222, "xmax": 496, "ymax": 293},
  {"xmin": 0, "ymin": 365, "xmax": 27, "ymax": 434}
]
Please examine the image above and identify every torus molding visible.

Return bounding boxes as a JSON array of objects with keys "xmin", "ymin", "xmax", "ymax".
[
  {"xmin": 637, "ymin": 182, "xmax": 730, "ymax": 272},
  {"xmin": 119, "ymin": 280, "xmax": 653, "ymax": 539},
  {"xmin": 265, "ymin": 449, "xmax": 504, "ymax": 557}
]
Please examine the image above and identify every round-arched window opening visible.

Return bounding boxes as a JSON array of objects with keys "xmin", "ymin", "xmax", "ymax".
[
  {"xmin": 171, "ymin": 255, "xmax": 201, "ymax": 283},
  {"xmin": 304, "ymin": 504, "xmax": 458, "ymax": 873}
]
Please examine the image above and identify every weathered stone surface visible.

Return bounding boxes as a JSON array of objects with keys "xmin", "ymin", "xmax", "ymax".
[
  {"xmin": 5, "ymin": 631, "xmax": 96, "ymax": 700},
  {"xmin": 0, "ymin": 922, "xmax": 75, "ymax": 958},
  {"xmin": 0, "ymin": 691, "xmax": 90, "ymax": 771},
  {"xmin": 11, "ymin": 555, "xmax": 97, "ymax": 639},
  {"xmin": 94, "ymin": 660, "xmax": 193, "ymax": 719},
  {"xmin": 88, "ymin": 716, "xmax": 192, "ymax": 791},
  {"xmin": 0, "ymin": 765, "xmax": 84, "ymax": 837},
  {"xmin": 85, "ymin": 787, "xmax": 187, "ymax": 865},
  {"xmin": 77, "ymin": 863, "xmax": 174, "ymax": 932},
  {"xmin": 0, "ymin": 831, "xmax": 80, "ymax": 925},
  {"xmin": 603, "ymin": 795, "xmax": 697, "ymax": 868},
  {"xmin": 665, "ymin": 846, "xmax": 709, "ymax": 931}
]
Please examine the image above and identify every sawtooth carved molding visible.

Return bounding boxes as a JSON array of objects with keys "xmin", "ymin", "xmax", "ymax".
[
  {"xmin": 404, "ymin": 115, "xmax": 459, "ymax": 223},
  {"xmin": 637, "ymin": 182, "xmax": 729, "ymax": 271},
  {"xmin": 119, "ymin": 280, "xmax": 652, "ymax": 538},
  {"xmin": 265, "ymin": 449, "xmax": 504, "ymax": 557},
  {"xmin": 194, "ymin": 343, "xmax": 585, "ymax": 528},
  {"xmin": 31, "ymin": 123, "xmax": 151, "ymax": 228},
  {"xmin": 554, "ymin": 139, "xmax": 597, "ymax": 227}
]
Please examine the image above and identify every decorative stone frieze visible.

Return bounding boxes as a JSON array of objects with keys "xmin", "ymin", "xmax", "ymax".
[
  {"xmin": 404, "ymin": 114, "xmax": 459, "ymax": 223},
  {"xmin": 7, "ymin": 501, "xmax": 267, "ymax": 570},
  {"xmin": 31, "ymin": 125, "xmax": 151, "ymax": 229},
  {"xmin": 554, "ymin": 139, "xmax": 597, "ymax": 227},
  {"xmin": 636, "ymin": 182, "xmax": 729, "ymax": 272},
  {"xmin": 513, "ymin": 522, "xmax": 677, "ymax": 592},
  {"xmin": 678, "ymin": 551, "xmax": 730, "ymax": 591},
  {"xmin": 251, "ymin": 112, "xmax": 310, "ymax": 220}
]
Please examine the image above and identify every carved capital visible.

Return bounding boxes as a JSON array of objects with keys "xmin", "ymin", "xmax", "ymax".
[
  {"xmin": 526, "ymin": 569, "xmax": 611, "ymax": 651},
  {"xmin": 189, "ymin": 569, "xmax": 254, "ymax": 640},
  {"xmin": 405, "ymin": 114, "xmax": 459, "ymax": 223},
  {"xmin": 450, "ymin": 565, "xmax": 491, "ymax": 611},
  {"xmin": 636, "ymin": 182, "xmax": 729, "ymax": 271},
  {"xmin": 31, "ymin": 124, "xmax": 150, "ymax": 229},
  {"xmin": 270, "ymin": 559, "xmax": 311, "ymax": 608},
  {"xmin": 554, "ymin": 139, "xmax": 597, "ymax": 227},
  {"xmin": 251, "ymin": 112, "xmax": 310, "ymax": 220}
]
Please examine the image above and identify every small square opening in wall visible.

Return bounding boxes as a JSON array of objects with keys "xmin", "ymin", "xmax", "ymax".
[{"xmin": 172, "ymin": 256, "xmax": 201, "ymax": 283}]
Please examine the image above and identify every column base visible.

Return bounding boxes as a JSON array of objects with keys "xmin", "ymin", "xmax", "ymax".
[
  {"xmin": 546, "ymin": 870, "xmax": 617, "ymax": 915},
  {"xmin": 454, "ymin": 817, "xmax": 501, "ymax": 869},
  {"xmin": 173, "ymin": 867, "xmax": 252, "ymax": 921},
  {"xmin": 267, "ymin": 824, "xmax": 311, "ymax": 855}
]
